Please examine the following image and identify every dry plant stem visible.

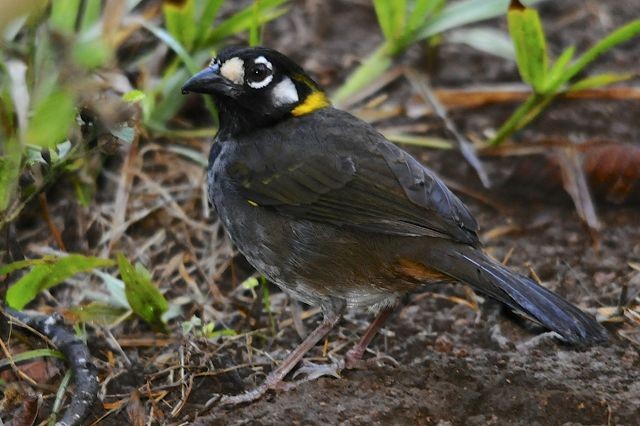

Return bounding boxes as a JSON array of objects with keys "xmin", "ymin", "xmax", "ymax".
[
  {"xmin": 555, "ymin": 146, "xmax": 601, "ymax": 240},
  {"xmin": 405, "ymin": 69, "xmax": 490, "ymax": 187},
  {"xmin": 0, "ymin": 329, "xmax": 38, "ymax": 386},
  {"xmin": 2, "ymin": 307, "xmax": 99, "ymax": 426},
  {"xmin": 219, "ymin": 306, "xmax": 344, "ymax": 406},
  {"xmin": 106, "ymin": 134, "xmax": 139, "ymax": 255},
  {"xmin": 38, "ymin": 193, "xmax": 67, "ymax": 251}
]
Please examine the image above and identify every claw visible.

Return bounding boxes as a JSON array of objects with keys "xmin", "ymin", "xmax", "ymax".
[
  {"xmin": 292, "ymin": 358, "xmax": 343, "ymax": 381},
  {"xmin": 345, "ymin": 352, "xmax": 399, "ymax": 370}
]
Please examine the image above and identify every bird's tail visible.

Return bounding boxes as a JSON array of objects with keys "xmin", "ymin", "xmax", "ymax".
[{"xmin": 436, "ymin": 246, "xmax": 608, "ymax": 345}]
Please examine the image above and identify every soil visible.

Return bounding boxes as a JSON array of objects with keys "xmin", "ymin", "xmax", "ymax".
[{"xmin": 4, "ymin": 0, "xmax": 640, "ymax": 425}]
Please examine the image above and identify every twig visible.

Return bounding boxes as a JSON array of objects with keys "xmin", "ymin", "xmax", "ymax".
[
  {"xmin": 405, "ymin": 68, "xmax": 491, "ymax": 187},
  {"xmin": 38, "ymin": 193, "xmax": 66, "ymax": 251},
  {"xmin": 2, "ymin": 307, "xmax": 99, "ymax": 426}
]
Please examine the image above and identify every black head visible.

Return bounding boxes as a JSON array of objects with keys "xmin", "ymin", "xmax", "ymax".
[{"xmin": 182, "ymin": 46, "xmax": 330, "ymax": 134}]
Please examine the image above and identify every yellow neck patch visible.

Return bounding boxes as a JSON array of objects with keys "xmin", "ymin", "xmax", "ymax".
[{"xmin": 291, "ymin": 91, "xmax": 330, "ymax": 117}]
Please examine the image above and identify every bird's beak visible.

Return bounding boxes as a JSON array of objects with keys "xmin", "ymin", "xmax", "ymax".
[{"xmin": 182, "ymin": 63, "xmax": 234, "ymax": 96}]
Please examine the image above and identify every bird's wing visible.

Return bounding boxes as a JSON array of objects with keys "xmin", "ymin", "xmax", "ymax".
[{"xmin": 228, "ymin": 115, "xmax": 479, "ymax": 245}]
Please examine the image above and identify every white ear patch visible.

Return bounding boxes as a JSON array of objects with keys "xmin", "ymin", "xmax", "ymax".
[
  {"xmin": 220, "ymin": 57, "xmax": 245, "ymax": 84},
  {"xmin": 272, "ymin": 76, "xmax": 299, "ymax": 106}
]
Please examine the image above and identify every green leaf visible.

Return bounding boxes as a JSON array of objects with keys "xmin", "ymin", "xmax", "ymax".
[
  {"xmin": 0, "ymin": 256, "xmax": 55, "ymax": 276},
  {"xmin": 204, "ymin": 0, "xmax": 288, "ymax": 45},
  {"xmin": 70, "ymin": 302, "xmax": 130, "ymax": 326},
  {"xmin": 140, "ymin": 21, "xmax": 198, "ymax": 73},
  {"xmin": 447, "ymin": 27, "xmax": 515, "ymax": 60},
  {"xmin": 0, "ymin": 349, "xmax": 65, "ymax": 370},
  {"xmin": 117, "ymin": 253, "xmax": 169, "ymax": 332},
  {"xmin": 407, "ymin": 0, "xmax": 443, "ymax": 35},
  {"xmin": 194, "ymin": 0, "xmax": 224, "ymax": 47},
  {"xmin": 563, "ymin": 19, "xmax": 640, "ymax": 85},
  {"xmin": 163, "ymin": 0, "xmax": 196, "ymax": 50},
  {"xmin": 373, "ymin": 0, "xmax": 397, "ymax": 42},
  {"xmin": 122, "ymin": 90, "xmax": 146, "ymax": 103},
  {"xmin": 543, "ymin": 46, "xmax": 575, "ymax": 92},
  {"xmin": 332, "ymin": 44, "xmax": 392, "ymax": 104},
  {"xmin": 241, "ymin": 276, "xmax": 260, "ymax": 290},
  {"xmin": 6, "ymin": 255, "xmax": 115, "ymax": 310},
  {"xmin": 507, "ymin": 4, "xmax": 548, "ymax": 92},
  {"xmin": 26, "ymin": 89, "xmax": 76, "ymax": 147},
  {"xmin": 49, "ymin": 0, "xmax": 81, "ymax": 35},
  {"xmin": 568, "ymin": 72, "xmax": 634, "ymax": 92},
  {"xmin": 72, "ymin": 37, "xmax": 112, "ymax": 69},
  {"xmin": 415, "ymin": 0, "xmax": 513, "ymax": 41},
  {"xmin": 0, "ymin": 138, "xmax": 21, "ymax": 211},
  {"xmin": 79, "ymin": 0, "xmax": 102, "ymax": 32},
  {"xmin": 249, "ymin": 0, "xmax": 261, "ymax": 47},
  {"xmin": 335, "ymin": 0, "xmax": 521, "ymax": 102}
]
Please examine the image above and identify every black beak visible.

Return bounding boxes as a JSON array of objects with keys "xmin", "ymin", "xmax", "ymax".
[{"xmin": 182, "ymin": 63, "xmax": 233, "ymax": 95}]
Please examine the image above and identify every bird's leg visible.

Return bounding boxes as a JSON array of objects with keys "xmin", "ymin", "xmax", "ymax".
[
  {"xmin": 345, "ymin": 307, "xmax": 397, "ymax": 369},
  {"xmin": 220, "ymin": 303, "xmax": 344, "ymax": 406},
  {"xmin": 285, "ymin": 306, "xmax": 396, "ymax": 388}
]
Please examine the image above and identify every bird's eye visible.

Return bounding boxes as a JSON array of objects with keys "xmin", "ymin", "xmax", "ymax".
[{"xmin": 246, "ymin": 64, "xmax": 273, "ymax": 89}]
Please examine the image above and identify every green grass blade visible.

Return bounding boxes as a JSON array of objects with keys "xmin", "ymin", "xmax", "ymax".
[
  {"xmin": 6, "ymin": 255, "xmax": 115, "ymax": 310},
  {"xmin": 0, "ymin": 349, "xmax": 65, "ymax": 369},
  {"xmin": 0, "ymin": 138, "xmax": 21, "ymax": 212},
  {"xmin": 332, "ymin": 44, "xmax": 392, "ymax": 105},
  {"xmin": 447, "ymin": 27, "xmax": 515, "ymax": 60},
  {"xmin": 0, "ymin": 256, "xmax": 58, "ymax": 276},
  {"xmin": 163, "ymin": 0, "xmax": 196, "ymax": 51},
  {"xmin": 49, "ymin": 370, "xmax": 73, "ymax": 426},
  {"xmin": 49, "ymin": 0, "xmax": 80, "ymax": 34},
  {"xmin": 204, "ymin": 0, "xmax": 288, "ymax": 45},
  {"xmin": 373, "ymin": 0, "xmax": 396, "ymax": 41},
  {"xmin": 568, "ymin": 72, "xmax": 635, "ymax": 92},
  {"xmin": 79, "ymin": 0, "xmax": 102, "ymax": 33},
  {"xmin": 544, "ymin": 45, "xmax": 575, "ymax": 92},
  {"xmin": 407, "ymin": 0, "xmax": 443, "ymax": 34},
  {"xmin": 563, "ymin": 19, "xmax": 640, "ymax": 85},
  {"xmin": 26, "ymin": 89, "xmax": 76, "ymax": 147},
  {"xmin": 195, "ymin": 0, "xmax": 224, "ymax": 47},
  {"xmin": 507, "ymin": 4, "xmax": 548, "ymax": 92},
  {"xmin": 249, "ymin": 0, "xmax": 261, "ymax": 46},
  {"xmin": 414, "ymin": 0, "xmax": 511, "ymax": 42},
  {"xmin": 140, "ymin": 21, "xmax": 198, "ymax": 73}
]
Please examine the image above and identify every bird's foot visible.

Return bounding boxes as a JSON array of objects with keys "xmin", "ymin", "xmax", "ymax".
[
  {"xmin": 345, "ymin": 348, "xmax": 399, "ymax": 370},
  {"xmin": 275, "ymin": 356, "xmax": 343, "ymax": 391},
  {"xmin": 217, "ymin": 382, "xmax": 270, "ymax": 407},
  {"xmin": 344, "ymin": 344, "xmax": 400, "ymax": 370}
]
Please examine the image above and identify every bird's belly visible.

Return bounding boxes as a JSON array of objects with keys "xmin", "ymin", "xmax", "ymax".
[{"xmin": 210, "ymin": 182, "xmax": 410, "ymax": 310}]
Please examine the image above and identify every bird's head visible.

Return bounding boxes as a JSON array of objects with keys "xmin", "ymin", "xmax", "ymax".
[{"xmin": 182, "ymin": 46, "xmax": 329, "ymax": 133}]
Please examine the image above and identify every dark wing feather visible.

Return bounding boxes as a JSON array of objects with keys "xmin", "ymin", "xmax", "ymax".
[{"xmin": 229, "ymin": 109, "xmax": 480, "ymax": 246}]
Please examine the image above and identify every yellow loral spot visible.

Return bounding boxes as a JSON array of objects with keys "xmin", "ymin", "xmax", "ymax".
[
  {"xmin": 247, "ymin": 199, "xmax": 259, "ymax": 207},
  {"xmin": 291, "ymin": 91, "xmax": 330, "ymax": 117}
]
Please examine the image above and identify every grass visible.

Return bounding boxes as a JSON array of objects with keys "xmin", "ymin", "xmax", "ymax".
[{"xmin": 490, "ymin": 0, "xmax": 640, "ymax": 145}]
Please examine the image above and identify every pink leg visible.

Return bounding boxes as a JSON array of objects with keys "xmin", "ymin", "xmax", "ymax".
[
  {"xmin": 346, "ymin": 307, "xmax": 394, "ymax": 368},
  {"xmin": 220, "ymin": 306, "xmax": 343, "ymax": 406}
]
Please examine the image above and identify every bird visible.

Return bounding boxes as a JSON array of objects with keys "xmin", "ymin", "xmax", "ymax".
[{"xmin": 181, "ymin": 46, "xmax": 607, "ymax": 405}]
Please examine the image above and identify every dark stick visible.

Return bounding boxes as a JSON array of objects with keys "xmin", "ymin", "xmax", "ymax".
[{"xmin": 1, "ymin": 307, "xmax": 98, "ymax": 426}]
